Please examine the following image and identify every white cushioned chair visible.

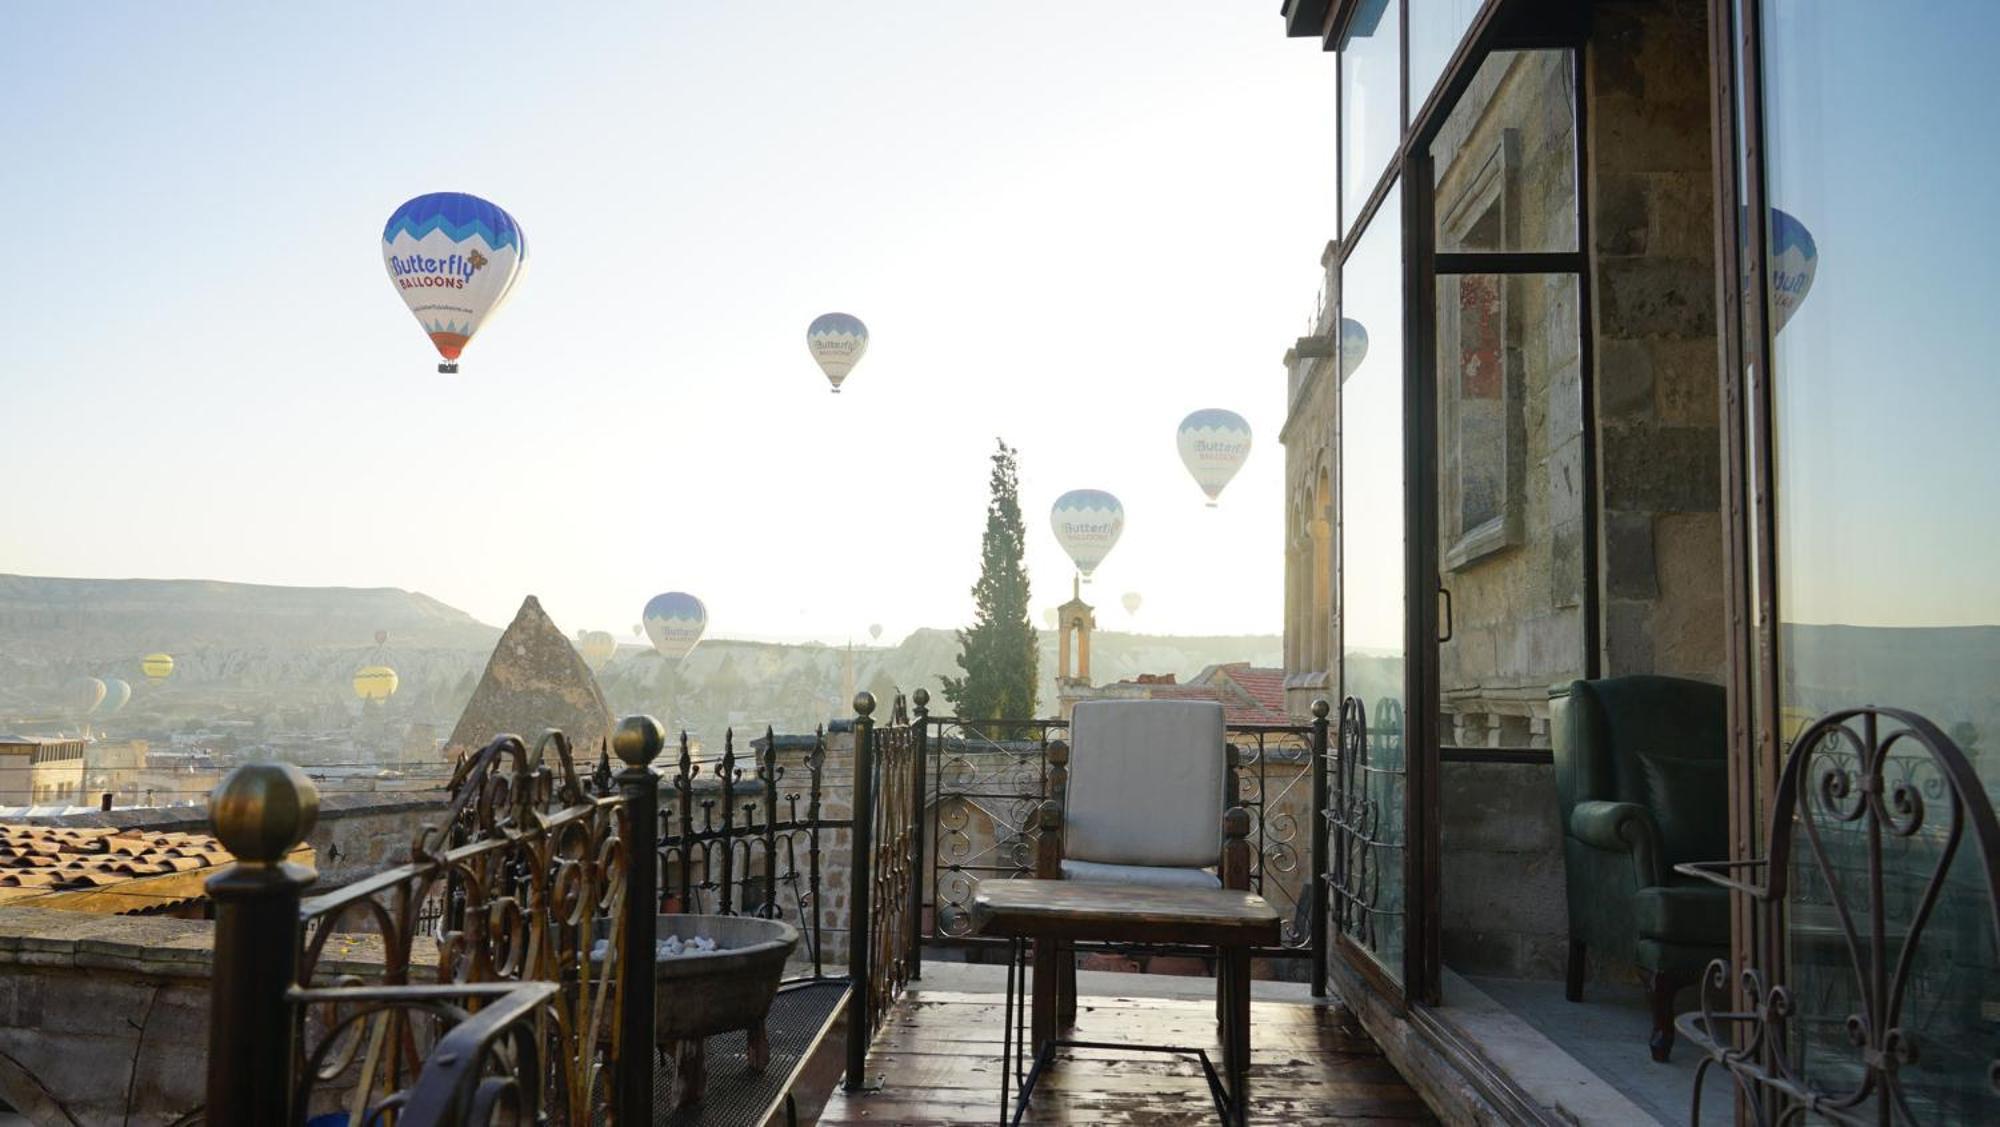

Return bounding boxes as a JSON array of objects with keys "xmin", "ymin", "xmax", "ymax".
[
  {"xmin": 1056, "ymin": 699, "xmax": 1231, "ymax": 890},
  {"xmin": 1037, "ymin": 699, "xmax": 1243, "ymax": 1025}
]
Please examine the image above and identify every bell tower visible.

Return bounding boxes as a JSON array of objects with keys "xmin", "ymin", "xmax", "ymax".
[{"xmin": 1056, "ymin": 575, "xmax": 1095, "ymax": 687}]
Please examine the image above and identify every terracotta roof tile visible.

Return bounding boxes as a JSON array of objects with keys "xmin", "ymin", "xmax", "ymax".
[{"xmin": 0, "ymin": 823, "xmax": 231, "ymax": 897}]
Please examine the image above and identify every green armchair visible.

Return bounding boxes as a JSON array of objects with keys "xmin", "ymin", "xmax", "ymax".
[{"xmin": 1551, "ymin": 675, "xmax": 1729, "ymax": 1062}]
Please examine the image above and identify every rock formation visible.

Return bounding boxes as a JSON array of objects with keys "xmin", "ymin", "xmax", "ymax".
[{"xmin": 444, "ymin": 596, "xmax": 614, "ymax": 763}]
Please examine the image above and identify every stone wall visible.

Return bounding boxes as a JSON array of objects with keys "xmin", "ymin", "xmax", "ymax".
[
  {"xmin": 1588, "ymin": 0, "xmax": 1726, "ymax": 682},
  {"xmin": 1438, "ymin": 763, "xmax": 1567, "ymax": 980}
]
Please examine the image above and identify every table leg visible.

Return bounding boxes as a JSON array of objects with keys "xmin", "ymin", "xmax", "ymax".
[
  {"xmin": 1000, "ymin": 936, "xmax": 1016, "ymax": 1125},
  {"xmin": 1031, "ymin": 935, "xmax": 1058, "ymax": 1054},
  {"xmin": 1223, "ymin": 946, "xmax": 1250, "ymax": 1125}
]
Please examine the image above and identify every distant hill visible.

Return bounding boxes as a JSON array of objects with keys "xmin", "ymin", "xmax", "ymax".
[
  {"xmin": 0, "ymin": 575, "xmax": 1283, "ymax": 746},
  {"xmin": 0, "ymin": 574, "xmax": 499, "ymax": 657}
]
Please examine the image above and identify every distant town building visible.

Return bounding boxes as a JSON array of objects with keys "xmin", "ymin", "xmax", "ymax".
[{"xmin": 0, "ymin": 736, "xmax": 86, "ymax": 806}]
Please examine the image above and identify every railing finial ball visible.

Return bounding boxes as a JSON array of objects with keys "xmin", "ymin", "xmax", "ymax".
[
  {"xmin": 613, "ymin": 714, "xmax": 666, "ymax": 766},
  {"xmin": 853, "ymin": 691, "xmax": 876, "ymax": 717},
  {"xmin": 912, "ymin": 687, "xmax": 929, "ymax": 708},
  {"xmin": 1224, "ymin": 806, "xmax": 1252, "ymax": 839},
  {"xmin": 209, "ymin": 762, "xmax": 319, "ymax": 865},
  {"xmin": 1311, "ymin": 698, "xmax": 1331, "ymax": 719}
]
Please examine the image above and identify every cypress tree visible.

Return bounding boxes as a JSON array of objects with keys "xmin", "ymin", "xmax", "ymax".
[{"xmin": 940, "ymin": 440, "xmax": 1038, "ymax": 721}]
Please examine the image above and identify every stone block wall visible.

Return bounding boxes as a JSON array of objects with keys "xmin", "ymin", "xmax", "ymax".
[{"xmin": 1588, "ymin": 0, "xmax": 1727, "ymax": 682}]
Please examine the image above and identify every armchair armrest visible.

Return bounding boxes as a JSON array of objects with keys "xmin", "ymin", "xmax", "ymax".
[{"xmin": 1569, "ymin": 799, "xmax": 1664, "ymax": 887}]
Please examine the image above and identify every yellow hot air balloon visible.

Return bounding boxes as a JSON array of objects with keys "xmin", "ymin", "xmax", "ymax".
[
  {"xmin": 141, "ymin": 653, "xmax": 175, "ymax": 681},
  {"xmin": 353, "ymin": 665, "xmax": 400, "ymax": 701},
  {"xmin": 579, "ymin": 630, "xmax": 617, "ymax": 670}
]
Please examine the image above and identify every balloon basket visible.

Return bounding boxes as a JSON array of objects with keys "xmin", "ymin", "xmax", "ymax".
[
  {"xmin": 1205, "ymin": 501, "xmax": 1219, "ymax": 509},
  {"xmin": 438, "ymin": 362, "xmax": 459, "ymax": 374}
]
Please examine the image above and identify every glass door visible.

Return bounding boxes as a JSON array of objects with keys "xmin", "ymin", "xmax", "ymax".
[{"xmin": 1334, "ymin": 179, "xmax": 1410, "ymax": 992}]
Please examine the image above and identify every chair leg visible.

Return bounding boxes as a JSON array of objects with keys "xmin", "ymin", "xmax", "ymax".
[
  {"xmin": 1057, "ymin": 940, "xmax": 1077, "ymax": 1027},
  {"xmin": 1565, "ymin": 937, "xmax": 1586, "ymax": 1002},
  {"xmin": 1647, "ymin": 970, "xmax": 1679, "ymax": 1062}
]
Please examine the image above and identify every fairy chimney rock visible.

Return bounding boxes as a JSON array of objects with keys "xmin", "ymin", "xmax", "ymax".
[{"xmin": 444, "ymin": 595, "xmax": 615, "ymax": 761}]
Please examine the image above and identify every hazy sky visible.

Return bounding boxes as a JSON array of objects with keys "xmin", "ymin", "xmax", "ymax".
[{"xmin": 0, "ymin": 4, "xmax": 1335, "ymax": 644}]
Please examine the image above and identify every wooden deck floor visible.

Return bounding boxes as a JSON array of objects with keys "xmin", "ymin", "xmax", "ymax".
[{"xmin": 818, "ymin": 989, "xmax": 1435, "ymax": 1125}]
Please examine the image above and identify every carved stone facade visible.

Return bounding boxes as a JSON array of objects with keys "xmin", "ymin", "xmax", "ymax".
[{"xmin": 1279, "ymin": 241, "xmax": 1341, "ymax": 719}]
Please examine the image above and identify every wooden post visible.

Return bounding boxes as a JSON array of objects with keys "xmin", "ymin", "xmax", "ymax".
[
  {"xmin": 845, "ymin": 692, "xmax": 877, "ymax": 1091},
  {"xmin": 612, "ymin": 715, "xmax": 665, "ymax": 1125},
  {"xmin": 1309, "ymin": 698, "xmax": 1331, "ymax": 998},
  {"xmin": 205, "ymin": 763, "xmax": 319, "ymax": 1127}
]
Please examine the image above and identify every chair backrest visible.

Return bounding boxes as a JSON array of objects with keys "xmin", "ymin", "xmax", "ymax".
[
  {"xmin": 1063, "ymin": 700, "xmax": 1227, "ymax": 868},
  {"xmin": 1552, "ymin": 675, "xmax": 1727, "ymax": 866}
]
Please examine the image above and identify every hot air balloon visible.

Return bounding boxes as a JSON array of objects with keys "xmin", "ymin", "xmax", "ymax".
[
  {"xmin": 1122, "ymin": 592, "xmax": 1142, "ymax": 615},
  {"xmin": 1340, "ymin": 317, "xmax": 1369, "ymax": 379},
  {"xmin": 375, "ymin": 629, "xmax": 389, "ymax": 646},
  {"xmin": 66, "ymin": 676, "xmax": 106, "ymax": 716},
  {"xmin": 382, "ymin": 192, "xmax": 528, "ymax": 373},
  {"xmin": 1177, "ymin": 409, "xmax": 1253, "ymax": 506},
  {"xmin": 643, "ymin": 593, "xmax": 707, "ymax": 662},
  {"xmin": 1769, "ymin": 208, "xmax": 1817, "ymax": 333},
  {"xmin": 580, "ymin": 630, "xmax": 618, "ymax": 670},
  {"xmin": 353, "ymin": 665, "xmax": 400, "ymax": 701},
  {"xmin": 141, "ymin": 653, "xmax": 174, "ymax": 682},
  {"xmin": 1043, "ymin": 608, "xmax": 1059, "ymax": 629},
  {"xmin": 869, "ymin": 624, "xmax": 883, "ymax": 642},
  {"xmin": 632, "ymin": 624, "xmax": 643, "ymax": 638},
  {"xmin": 100, "ymin": 678, "xmax": 132, "ymax": 714},
  {"xmin": 1050, "ymin": 489, "xmax": 1124, "ymax": 581},
  {"xmin": 807, "ymin": 313, "xmax": 868, "ymax": 393}
]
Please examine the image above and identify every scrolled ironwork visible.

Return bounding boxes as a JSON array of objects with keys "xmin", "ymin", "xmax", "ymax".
[
  {"xmin": 1676, "ymin": 706, "xmax": 2000, "ymax": 1125},
  {"xmin": 290, "ymin": 731, "xmax": 629, "ymax": 1127}
]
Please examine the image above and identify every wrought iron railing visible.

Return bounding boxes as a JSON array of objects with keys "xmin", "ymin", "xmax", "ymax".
[
  {"xmin": 202, "ymin": 698, "xmax": 925, "ymax": 1126},
  {"xmin": 656, "ymin": 726, "xmax": 834, "ymax": 977},
  {"xmin": 916, "ymin": 699, "xmax": 1330, "ymax": 965},
  {"xmin": 1676, "ymin": 706, "xmax": 2000, "ymax": 1125},
  {"xmin": 1327, "ymin": 695, "xmax": 1407, "ymax": 976}
]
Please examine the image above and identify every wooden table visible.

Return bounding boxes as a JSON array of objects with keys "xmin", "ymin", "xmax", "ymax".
[{"xmin": 970, "ymin": 879, "xmax": 1282, "ymax": 1125}]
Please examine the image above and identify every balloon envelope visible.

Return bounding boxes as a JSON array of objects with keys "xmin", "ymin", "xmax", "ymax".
[
  {"xmin": 66, "ymin": 676, "xmax": 106, "ymax": 715},
  {"xmin": 141, "ymin": 653, "xmax": 174, "ymax": 681},
  {"xmin": 374, "ymin": 630, "xmax": 389, "ymax": 646},
  {"xmin": 100, "ymin": 678, "xmax": 132, "ymax": 714},
  {"xmin": 868, "ymin": 624, "xmax": 883, "ymax": 642},
  {"xmin": 643, "ymin": 593, "xmax": 708, "ymax": 662},
  {"xmin": 1050, "ymin": 489, "xmax": 1125, "ymax": 579},
  {"xmin": 1769, "ymin": 208, "xmax": 1817, "ymax": 333},
  {"xmin": 579, "ymin": 630, "xmax": 618, "ymax": 669},
  {"xmin": 1122, "ymin": 592, "xmax": 1142, "ymax": 615},
  {"xmin": 806, "ymin": 313, "xmax": 868, "ymax": 392},
  {"xmin": 382, "ymin": 192, "xmax": 528, "ymax": 371},
  {"xmin": 353, "ymin": 665, "xmax": 399, "ymax": 701},
  {"xmin": 1177, "ymin": 409, "xmax": 1252, "ymax": 504},
  {"xmin": 1043, "ymin": 608, "xmax": 1059, "ymax": 629},
  {"xmin": 1340, "ymin": 317, "xmax": 1369, "ymax": 380}
]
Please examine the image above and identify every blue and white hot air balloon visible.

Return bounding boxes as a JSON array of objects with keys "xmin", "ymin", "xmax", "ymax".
[
  {"xmin": 1769, "ymin": 208, "xmax": 1817, "ymax": 334},
  {"xmin": 643, "ymin": 592, "xmax": 708, "ymax": 663},
  {"xmin": 1177, "ymin": 409, "xmax": 1253, "ymax": 506},
  {"xmin": 382, "ymin": 192, "xmax": 528, "ymax": 373},
  {"xmin": 1051, "ymin": 489, "xmax": 1125, "ymax": 581},
  {"xmin": 1340, "ymin": 317, "xmax": 1369, "ymax": 379},
  {"xmin": 100, "ymin": 678, "xmax": 132, "ymax": 714},
  {"xmin": 807, "ymin": 313, "xmax": 869, "ymax": 393}
]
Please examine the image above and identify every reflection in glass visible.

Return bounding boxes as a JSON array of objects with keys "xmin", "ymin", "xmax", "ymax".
[
  {"xmin": 1435, "ymin": 274, "xmax": 1584, "ymax": 748},
  {"xmin": 1340, "ymin": 0, "xmax": 1401, "ymax": 235},
  {"xmin": 1337, "ymin": 181, "xmax": 1406, "ymax": 983},
  {"xmin": 1763, "ymin": 1, "xmax": 2000, "ymax": 1116},
  {"xmin": 1429, "ymin": 50, "xmax": 1577, "ymax": 254},
  {"xmin": 1407, "ymin": 0, "xmax": 1482, "ymax": 118}
]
